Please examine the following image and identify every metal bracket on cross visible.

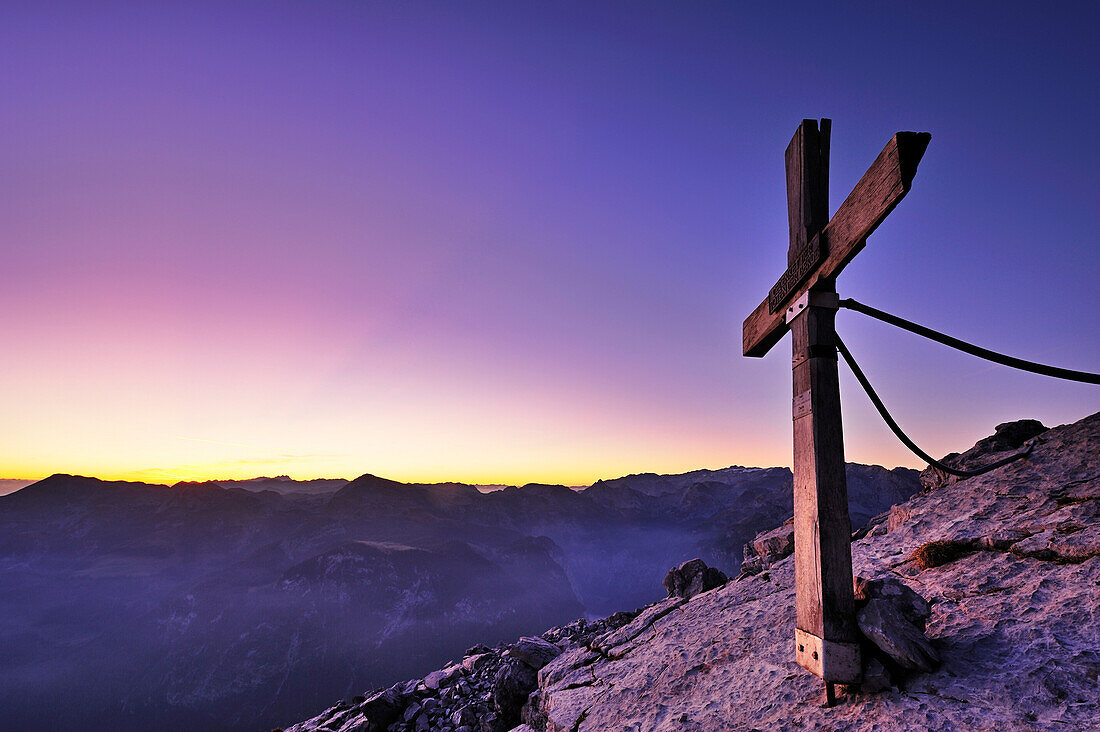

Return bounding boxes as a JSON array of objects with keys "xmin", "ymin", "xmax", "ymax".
[{"xmin": 784, "ymin": 291, "xmax": 839, "ymax": 325}]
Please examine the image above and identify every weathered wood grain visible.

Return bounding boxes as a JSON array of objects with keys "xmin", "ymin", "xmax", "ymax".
[
  {"xmin": 777, "ymin": 118, "xmax": 863, "ymax": 686},
  {"xmin": 785, "ymin": 119, "xmax": 830, "ymax": 265},
  {"xmin": 743, "ymin": 131, "xmax": 930, "ymax": 357},
  {"xmin": 790, "ymin": 291, "xmax": 861, "ymax": 684}
]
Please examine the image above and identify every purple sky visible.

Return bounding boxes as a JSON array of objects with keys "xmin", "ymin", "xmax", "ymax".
[{"xmin": 2, "ymin": 1, "xmax": 1097, "ymax": 483}]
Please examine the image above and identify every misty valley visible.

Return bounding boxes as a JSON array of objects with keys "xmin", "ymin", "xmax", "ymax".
[{"xmin": 0, "ymin": 466, "xmax": 918, "ymax": 731}]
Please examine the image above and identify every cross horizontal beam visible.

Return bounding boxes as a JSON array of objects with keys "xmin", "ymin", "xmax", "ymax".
[{"xmin": 742, "ymin": 131, "xmax": 930, "ymax": 357}]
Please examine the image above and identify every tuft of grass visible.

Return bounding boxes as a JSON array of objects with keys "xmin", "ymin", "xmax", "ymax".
[{"xmin": 911, "ymin": 539, "xmax": 976, "ymax": 570}]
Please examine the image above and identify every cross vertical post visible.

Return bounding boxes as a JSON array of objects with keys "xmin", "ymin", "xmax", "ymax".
[
  {"xmin": 789, "ymin": 288, "xmax": 860, "ymax": 693},
  {"xmin": 785, "ymin": 119, "xmax": 860, "ymax": 699}
]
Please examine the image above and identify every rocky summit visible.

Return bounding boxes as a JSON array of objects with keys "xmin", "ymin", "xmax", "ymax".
[
  {"xmin": 284, "ymin": 411, "xmax": 1099, "ymax": 731},
  {"xmin": 284, "ymin": 617, "xmax": 639, "ymax": 732}
]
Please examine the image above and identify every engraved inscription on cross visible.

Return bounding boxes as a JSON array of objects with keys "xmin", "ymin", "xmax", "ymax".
[{"xmin": 742, "ymin": 119, "xmax": 930, "ymax": 703}]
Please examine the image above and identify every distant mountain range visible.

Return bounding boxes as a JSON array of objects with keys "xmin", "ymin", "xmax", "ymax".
[
  {"xmin": 206, "ymin": 475, "xmax": 350, "ymax": 495},
  {"xmin": 0, "ymin": 463, "xmax": 918, "ymax": 731}
]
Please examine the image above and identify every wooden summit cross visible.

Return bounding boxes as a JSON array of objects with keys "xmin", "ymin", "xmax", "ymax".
[{"xmin": 742, "ymin": 119, "xmax": 930, "ymax": 703}]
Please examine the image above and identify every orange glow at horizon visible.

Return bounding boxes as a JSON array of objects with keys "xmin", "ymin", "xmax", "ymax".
[
  {"xmin": 3, "ymin": 273, "xmax": 1087, "ymax": 488},
  {"xmin": 0, "ymin": 288, "xmax": 1064, "ymax": 488}
]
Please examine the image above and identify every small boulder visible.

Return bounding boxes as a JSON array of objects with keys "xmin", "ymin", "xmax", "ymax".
[
  {"xmin": 663, "ymin": 558, "xmax": 728, "ymax": 600},
  {"xmin": 751, "ymin": 523, "xmax": 794, "ymax": 561},
  {"xmin": 441, "ymin": 662, "xmax": 465, "ymax": 682},
  {"xmin": 853, "ymin": 576, "xmax": 932, "ymax": 630},
  {"xmin": 739, "ymin": 522, "xmax": 796, "ymax": 578},
  {"xmin": 356, "ymin": 684, "xmax": 406, "ymax": 731},
  {"xmin": 462, "ymin": 652, "xmax": 491, "ymax": 671},
  {"xmin": 920, "ymin": 419, "xmax": 1046, "ymax": 491},
  {"xmin": 857, "ymin": 598, "xmax": 940, "ymax": 673},
  {"xmin": 506, "ymin": 637, "xmax": 562, "ymax": 670},
  {"xmin": 422, "ymin": 670, "xmax": 446, "ymax": 690},
  {"xmin": 981, "ymin": 419, "xmax": 1048, "ymax": 451}
]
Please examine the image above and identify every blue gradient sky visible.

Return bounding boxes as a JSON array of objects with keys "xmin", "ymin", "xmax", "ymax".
[{"xmin": 2, "ymin": 1, "xmax": 1097, "ymax": 483}]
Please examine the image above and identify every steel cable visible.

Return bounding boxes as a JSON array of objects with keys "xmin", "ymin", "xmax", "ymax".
[
  {"xmin": 838, "ymin": 298, "xmax": 1100, "ymax": 385},
  {"xmin": 834, "ymin": 334, "xmax": 1032, "ymax": 477}
]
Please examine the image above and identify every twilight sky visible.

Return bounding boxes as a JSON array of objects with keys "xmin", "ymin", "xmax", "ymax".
[{"xmin": 2, "ymin": 1, "xmax": 1097, "ymax": 485}]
